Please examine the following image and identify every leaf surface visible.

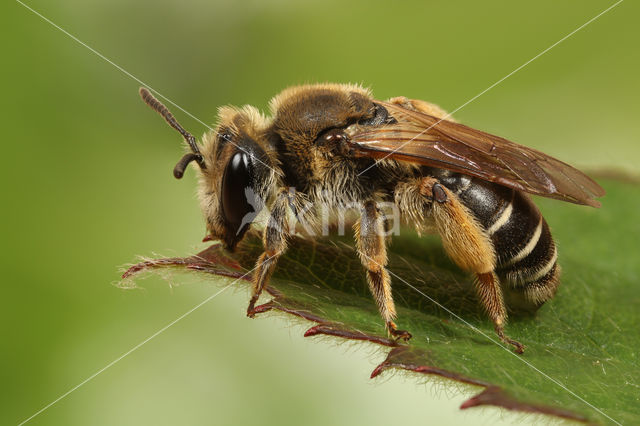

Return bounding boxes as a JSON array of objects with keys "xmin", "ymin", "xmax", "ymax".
[{"xmin": 122, "ymin": 177, "xmax": 640, "ymax": 424}]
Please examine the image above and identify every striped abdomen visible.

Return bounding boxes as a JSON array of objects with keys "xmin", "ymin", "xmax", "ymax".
[{"xmin": 434, "ymin": 170, "xmax": 561, "ymax": 307}]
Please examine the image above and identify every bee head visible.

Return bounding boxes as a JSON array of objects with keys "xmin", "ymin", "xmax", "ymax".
[
  {"xmin": 199, "ymin": 106, "xmax": 275, "ymax": 251},
  {"xmin": 139, "ymin": 88, "xmax": 275, "ymax": 251}
]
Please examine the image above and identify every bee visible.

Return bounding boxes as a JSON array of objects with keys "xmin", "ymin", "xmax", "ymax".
[{"xmin": 139, "ymin": 84, "xmax": 604, "ymax": 353}]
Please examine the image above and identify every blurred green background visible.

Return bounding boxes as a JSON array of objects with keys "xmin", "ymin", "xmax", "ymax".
[{"xmin": 2, "ymin": 0, "xmax": 638, "ymax": 425}]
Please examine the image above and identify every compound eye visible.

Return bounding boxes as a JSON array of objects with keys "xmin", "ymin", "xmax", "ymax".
[{"xmin": 221, "ymin": 151, "xmax": 254, "ymax": 233}]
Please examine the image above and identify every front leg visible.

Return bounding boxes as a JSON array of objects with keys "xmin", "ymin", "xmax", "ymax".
[
  {"xmin": 355, "ymin": 200, "xmax": 411, "ymax": 341},
  {"xmin": 246, "ymin": 190, "xmax": 290, "ymax": 317}
]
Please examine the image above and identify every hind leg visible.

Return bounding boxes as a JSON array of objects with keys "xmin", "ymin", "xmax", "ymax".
[
  {"xmin": 417, "ymin": 178, "xmax": 525, "ymax": 353},
  {"xmin": 476, "ymin": 272, "xmax": 525, "ymax": 353}
]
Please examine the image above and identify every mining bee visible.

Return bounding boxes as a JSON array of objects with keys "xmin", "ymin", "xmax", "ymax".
[{"xmin": 139, "ymin": 84, "xmax": 604, "ymax": 353}]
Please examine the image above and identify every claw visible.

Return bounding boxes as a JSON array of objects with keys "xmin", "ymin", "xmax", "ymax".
[
  {"xmin": 391, "ymin": 329, "xmax": 412, "ymax": 341},
  {"xmin": 246, "ymin": 296, "xmax": 259, "ymax": 318},
  {"xmin": 496, "ymin": 326, "xmax": 525, "ymax": 354},
  {"xmin": 247, "ymin": 297, "xmax": 273, "ymax": 318},
  {"xmin": 387, "ymin": 321, "xmax": 412, "ymax": 341}
]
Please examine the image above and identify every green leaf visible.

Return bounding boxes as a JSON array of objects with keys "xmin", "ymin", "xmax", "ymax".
[{"xmin": 121, "ymin": 176, "xmax": 639, "ymax": 424}]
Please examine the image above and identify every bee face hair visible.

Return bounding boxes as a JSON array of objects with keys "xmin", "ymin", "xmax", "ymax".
[{"xmin": 198, "ymin": 106, "xmax": 276, "ymax": 250}]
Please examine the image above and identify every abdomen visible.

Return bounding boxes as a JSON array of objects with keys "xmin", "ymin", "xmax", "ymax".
[{"xmin": 433, "ymin": 169, "xmax": 561, "ymax": 309}]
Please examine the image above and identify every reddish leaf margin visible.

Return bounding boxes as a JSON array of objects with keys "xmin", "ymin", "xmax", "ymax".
[{"xmin": 122, "ymin": 243, "xmax": 588, "ymax": 423}]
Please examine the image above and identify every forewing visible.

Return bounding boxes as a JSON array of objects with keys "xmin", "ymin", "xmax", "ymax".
[{"xmin": 348, "ymin": 100, "xmax": 605, "ymax": 207}]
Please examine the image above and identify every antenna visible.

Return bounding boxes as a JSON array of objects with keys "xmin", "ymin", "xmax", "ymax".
[{"xmin": 139, "ymin": 87, "xmax": 206, "ymax": 177}]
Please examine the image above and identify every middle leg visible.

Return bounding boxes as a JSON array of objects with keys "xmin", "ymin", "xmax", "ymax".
[{"xmin": 355, "ymin": 200, "xmax": 411, "ymax": 340}]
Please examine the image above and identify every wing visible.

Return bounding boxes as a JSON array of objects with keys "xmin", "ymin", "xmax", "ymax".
[{"xmin": 347, "ymin": 100, "xmax": 605, "ymax": 207}]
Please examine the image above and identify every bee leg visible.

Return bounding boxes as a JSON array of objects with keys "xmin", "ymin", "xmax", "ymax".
[
  {"xmin": 421, "ymin": 179, "xmax": 525, "ymax": 354},
  {"xmin": 476, "ymin": 272, "xmax": 525, "ymax": 354},
  {"xmin": 355, "ymin": 200, "xmax": 411, "ymax": 341},
  {"xmin": 247, "ymin": 191, "xmax": 290, "ymax": 318}
]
